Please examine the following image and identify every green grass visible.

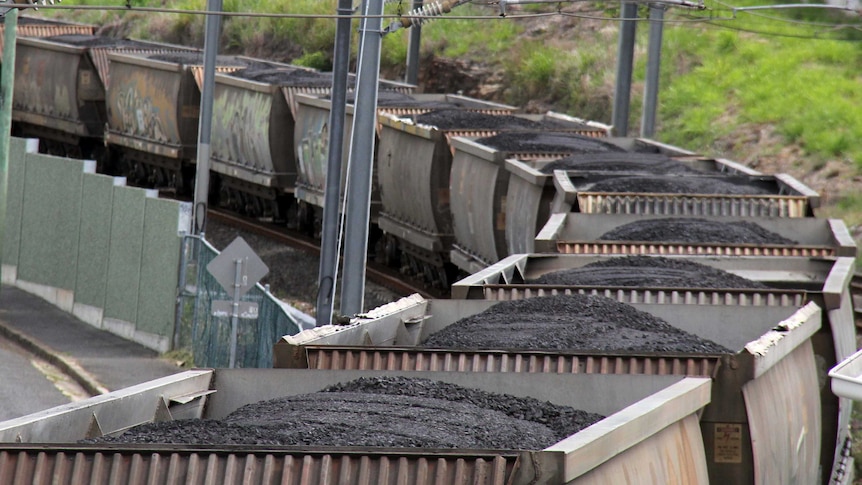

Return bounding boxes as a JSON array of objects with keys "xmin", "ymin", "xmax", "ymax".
[{"xmin": 656, "ymin": 2, "xmax": 862, "ymax": 169}]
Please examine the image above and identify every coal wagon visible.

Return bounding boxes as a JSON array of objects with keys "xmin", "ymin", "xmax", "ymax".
[{"xmin": 0, "ymin": 368, "xmax": 712, "ymax": 484}]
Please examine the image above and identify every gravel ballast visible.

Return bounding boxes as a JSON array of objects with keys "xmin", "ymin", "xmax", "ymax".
[
  {"xmin": 84, "ymin": 376, "xmax": 604, "ymax": 450},
  {"xmin": 598, "ymin": 218, "xmax": 798, "ymax": 245},
  {"xmin": 530, "ymin": 255, "xmax": 770, "ymax": 289},
  {"xmin": 421, "ymin": 294, "xmax": 731, "ymax": 353}
]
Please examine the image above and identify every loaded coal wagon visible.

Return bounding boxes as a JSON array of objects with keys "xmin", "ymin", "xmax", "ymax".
[
  {"xmin": 274, "ymin": 293, "xmax": 826, "ymax": 485},
  {"xmin": 505, "ymin": 147, "xmax": 762, "ymax": 255},
  {"xmin": 104, "ymin": 51, "xmax": 256, "ymax": 193},
  {"xmin": 0, "ymin": 368, "xmax": 711, "ymax": 484},
  {"xmin": 208, "ymin": 63, "xmax": 413, "ymax": 224},
  {"xmin": 450, "ymin": 252, "xmax": 858, "ymax": 484},
  {"xmin": 12, "ymin": 34, "xmax": 192, "ymax": 165},
  {"xmin": 447, "ymin": 131, "xmax": 821, "ymax": 275},
  {"xmin": 374, "ymin": 110, "xmax": 606, "ymax": 288},
  {"xmin": 534, "ymin": 212, "xmax": 856, "ymax": 258},
  {"xmin": 293, "ymin": 92, "xmax": 515, "ymax": 239},
  {"xmin": 0, "ymin": 15, "xmax": 93, "ymax": 63}
]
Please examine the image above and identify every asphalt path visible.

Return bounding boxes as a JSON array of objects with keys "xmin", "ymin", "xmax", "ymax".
[{"xmin": 0, "ymin": 334, "xmax": 77, "ymax": 421}]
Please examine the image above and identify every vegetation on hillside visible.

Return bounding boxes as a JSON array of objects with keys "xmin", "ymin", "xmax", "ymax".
[{"xmin": 48, "ymin": 0, "xmax": 862, "ymax": 224}]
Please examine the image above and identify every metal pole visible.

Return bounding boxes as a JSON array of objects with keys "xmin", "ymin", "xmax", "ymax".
[
  {"xmin": 641, "ymin": 4, "xmax": 665, "ymax": 138},
  {"xmin": 0, "ymin": 7, "xmax": 17, "ymax": 291},
  {"xmin": 315, "ymin": 0, "xmax": 354, "ymax": 327},
  {"xmin": 611, "ymin": 2, "xmax": 638, "ymax": 137},
  {"xmin": 404, "ymin": 0, "xmax": 422, "ymax": 85},
  {"xmin": 340, "ymin": 0, "xmax": 384, "ymax": 316},
  {"xmin": 191, "ymin": 0, "xmax": 223, "ymax": 234},
  {"xmin": 228, "ymin": 257, "xmax": 243, "ymax": 368}
]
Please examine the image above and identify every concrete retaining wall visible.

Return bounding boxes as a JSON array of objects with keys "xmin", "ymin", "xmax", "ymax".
[{"xmin": 1, "ymin": 137, "xmax": 191, "ymax": 352}]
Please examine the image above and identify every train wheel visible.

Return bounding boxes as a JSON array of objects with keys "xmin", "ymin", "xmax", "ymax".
[{"xmin": 377, "ymin": 235, "xmax": 401, "ymax": 268}]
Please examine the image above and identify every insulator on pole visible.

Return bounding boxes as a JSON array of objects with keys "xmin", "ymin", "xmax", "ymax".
[{"xmin": 399, "ymin": 0, "xmax": 451, "ymax": 28}]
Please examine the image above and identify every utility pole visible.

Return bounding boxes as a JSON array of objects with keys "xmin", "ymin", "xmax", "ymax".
[
  {"xmin": 192, "ymin": 0, "xmax": 223, "ymax": 234},
  {"xmin": 0, "ymin": 3, "xmax": 18, "ymax": 290},
  {"xmin": 340, "ymin": 0, "xmax": 384, "ymax": 316},
  {"xmin": 612, "ymin": 2, "xmax": 638, "ymax": 136},
  {"xmin": 315, "ymin": 0, "xmax": 354, "ymax": 326},
  {"xmin": 641, "ymin": 4, "xmax": 665, "ymax": 138},
  {"xmin": 404, "ymin": 0, "xmax": 423, "ymax": 85}
]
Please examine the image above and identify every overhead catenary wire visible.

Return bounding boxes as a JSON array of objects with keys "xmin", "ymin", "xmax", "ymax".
[{"xmin": 18, "ymin": 1, "xmax": 861, "ymax": 34}]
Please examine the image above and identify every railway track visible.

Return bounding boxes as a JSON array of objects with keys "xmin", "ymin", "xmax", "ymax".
[{"xmin": 207, "ymin": 209, "xmax": 441, "ymax": 301}]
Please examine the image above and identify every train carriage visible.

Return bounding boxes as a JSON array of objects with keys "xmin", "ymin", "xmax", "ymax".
[
  {"xmin": 0, "ymin": 368, "xmax": 713, "ymax": 485},
  {"xmin": 274, "ymin": 294, "xmax": 825, "ymax": 484}
]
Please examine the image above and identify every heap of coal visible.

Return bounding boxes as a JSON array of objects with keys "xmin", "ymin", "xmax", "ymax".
[
  {"xmin": 147, "ymin": 52, "xmax": 251, "ymax": 67},
  {"xmin": 530, "ymin": 255, "xmax": 770, "ymax": 289},
  {"xmin": 45, "ymin": 34, "xmax": 157, "ymax": 49},
  {"xmin": 539, "ymin": 153, "xmax": 700, "ymax": 174},
  {"xmin": 475, "ymin": 131, "xmax": 625, "ymax": 154},
  {"xmin": 10, "ymin": 16, "xmax": 77, "ymax": 26},
  {"xmin": 83, "ymin": 376, "xmax": 604, "ymax": 450},
  {"xmin": 585, "ymin": 175, "xmax": 774, "ymax": 195},
  {"xmin": 227, "ymin": 64, "xmax": 333, "ymax": 86},
  {"xmin": 414, "ymin": 110, "xmax": 590, "ymax": 131},
  {"xmin": 599, "ymin": 218, "xmax": 798, "ymax": 245},
  {"xmin": 421, "ymin": 294, "xmax": 731, "ymax": 353}
]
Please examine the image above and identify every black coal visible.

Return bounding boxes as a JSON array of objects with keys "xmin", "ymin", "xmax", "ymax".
[
  {"xmin": 530, "ymin": 255, "xmax": 770, "ymax": 289},
  {"xmin": 539, "ymin": 153, "xmax": 699, "ymax": 174},
  {"xmin": 587, "ymin": 175, "xmax": 774, "ymax": 195},
  {"xmin": 82, "ymin": 376, "xmax": 604, "ymax": 450},
  {"xmin": 45, "ymin": 34, "xmax": 156, "ymax": 48},
  {"xmin": 421, "ymin": 294, "xmax": 731, "ymax": 353},
  {"xmin": 414, "ymin": 110, "xmax": 589, "ymax": 131},
  {"xmin": 598, "ymin": 218, "xmax": 798, "ymax": 245},
  {"xmin": 147, "ymin": 52, "xmax": 250, "ymax": 66},
  {"xmin": 475, "ymin": 132, "xmax": 624, "ymax": 154}
]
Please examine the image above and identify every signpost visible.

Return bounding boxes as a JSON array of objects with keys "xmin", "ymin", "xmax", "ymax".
[{"xmin": 206, "ymin": 237, "xmax": 268, "ymax": 368}]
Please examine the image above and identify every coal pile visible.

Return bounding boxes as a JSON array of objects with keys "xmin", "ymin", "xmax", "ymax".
[
  {"xmin": 530, "ymin": 255, "xmax": 770, "ymax": 289},
  {"xmin": 228, "ymin": 64, "xmax": 333, "ymax": 86},
  {"xmin": 414, "ymin": 109, "xmax": 583, "ymax": 131},
  {"xmin": 45, "ymin": 34, "xmax": 156, "ymax": 49},
  {"xmin": 475, "ymin": 132, "xmax": 624, "ymax": 154},
  {"xmin": 83, "ymin": 376, "xmax": 603, "ymax": 450},
  {"xmin": 12, "ymin": 16, "xmax": 70, "ymax": 26},
  {"xmin": 539, "ymin": 153, "xmax": 699, "ymax": 174},
  {"xmin": 587, "ymin": 175, "xmax": 775, "ymax": 195},
  {"xmin": 598, "ymin": 218, "xmax": 798, "ymax": 245},
  {"xmin": 147, "ymin": 52, "xmax": 250, "ymax": 67},
  {"xmin": 421, "ymin": 294, "xmax": 731, "ymax": 353}
]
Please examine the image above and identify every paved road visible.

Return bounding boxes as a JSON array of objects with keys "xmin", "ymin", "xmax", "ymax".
[{"xmin": 0, "ymin": 334, "xmax": 78, "ymax": 421}]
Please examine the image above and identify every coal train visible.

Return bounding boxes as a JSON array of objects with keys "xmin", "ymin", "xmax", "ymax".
[
  {"xmin": 6, "ymin": 17, "xmax": 824, "ymax": 290},
  {"xmin": 1, "ymin": 15, "xmax": 859, "ymax": 485}
]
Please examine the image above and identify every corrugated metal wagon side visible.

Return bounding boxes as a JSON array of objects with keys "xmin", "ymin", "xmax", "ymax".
[
  {"xmin": 0, "ymin": 369, "xmax": 712, "ymax": 485},
  {"xmin": 505, "ymin": 156, "xmax": 767, "ymax": 257},
  {"xmin": 551, "ymin": 171, "xmax": 819, "ymax": 218},
  {"xmin": 535, "ymin": 212, "xmax": 857, "ymax": 258}
]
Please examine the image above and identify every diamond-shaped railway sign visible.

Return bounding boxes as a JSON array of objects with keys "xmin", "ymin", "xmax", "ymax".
[{"xmin": 206, "ymin": 236, "xmax": 269, "ymax": 299}]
